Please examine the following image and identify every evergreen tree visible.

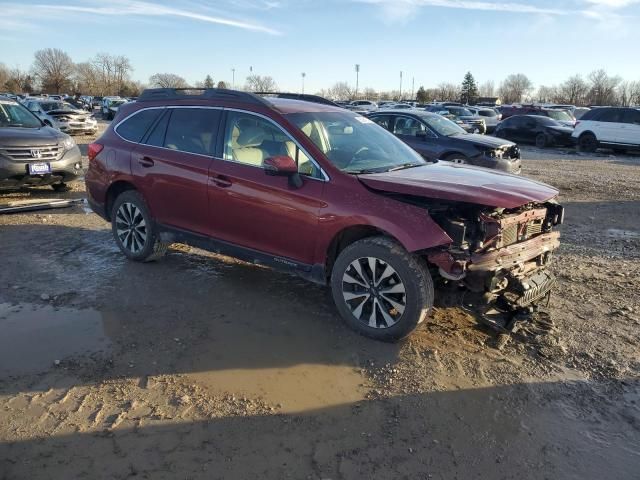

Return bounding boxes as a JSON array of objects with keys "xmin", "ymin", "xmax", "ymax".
[
  {"xmin": 460, "ymin": 72, "xmax": 479, "ymax": 104},
  {"xmin": 203, "ymin": 74, "xmax": 214, "ymax": 88},
  {"xmin": 416, "ymin": 86, "xmax": 428, "ymax": 103}
]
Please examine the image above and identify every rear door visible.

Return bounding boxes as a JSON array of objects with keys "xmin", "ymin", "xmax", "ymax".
[
  {"xmin": 131, "ymin": 107, "xmax": 221, "ymax": 234},
  {"xmin": 620, "ymin": 109, "xmax": 640, "ymax": 146},
  {"xmin": 593, "ymin": 108, "xmax": 623, "ymax": 143}
]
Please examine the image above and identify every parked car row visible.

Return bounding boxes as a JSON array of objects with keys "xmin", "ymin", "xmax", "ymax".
[
  {"xmin": 84, "ymin": 87, "xmax": 563, "ymax": 341},
  {"xmin": 23, "ymin": 98, "xmax": 98, "ymax": 135}
]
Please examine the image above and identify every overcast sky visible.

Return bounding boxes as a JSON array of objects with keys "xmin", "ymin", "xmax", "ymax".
[{"xmin": 2, "ymin": 0, "xmax": 639, "ymax": 93}]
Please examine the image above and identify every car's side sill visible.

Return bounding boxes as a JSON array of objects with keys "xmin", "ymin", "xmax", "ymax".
[{"xmin": 157, "ymin": 224, "xmax": 327, "ymax": 285}]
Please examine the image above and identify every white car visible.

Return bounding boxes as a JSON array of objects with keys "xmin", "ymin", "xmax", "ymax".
[
  {"xmin": 467, "ymin": 106, "xmax": 502, "ymax": 133},
  {"xmin": 346, "ymin": 100, "xmax": 378, "ymax": 113},
  {"xmin": 573, "ymin": 107, "xmax": 640, "ymax": 153},
  {"xmin": 101, "ymin": 96, "xmax": 122, "ymax": 117},
  {"xmin": 24, "ymin": 99, "xmax": 98, "ymax": 135}
]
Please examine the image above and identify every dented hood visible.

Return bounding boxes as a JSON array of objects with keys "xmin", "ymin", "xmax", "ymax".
[{"xmin": 358, "ymin": 163, "xmax": 558, "ymax": 208}]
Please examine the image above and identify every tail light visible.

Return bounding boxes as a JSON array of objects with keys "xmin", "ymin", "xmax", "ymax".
[{"xmin": 87, "ymin": 143, "xmax": 104, "ymax": 161}]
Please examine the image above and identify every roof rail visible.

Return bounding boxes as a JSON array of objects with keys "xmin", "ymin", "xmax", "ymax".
[
  {"xmin": 137, "ymin": 88, "xmax": 272, "ymax": 107},
  {"xmin": 254, "ymin": 92, "xmax": 341, "ymax": 107}
]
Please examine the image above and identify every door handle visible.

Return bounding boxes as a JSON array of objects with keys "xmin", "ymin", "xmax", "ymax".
[
  {"xmin": 138, "ymin": 156, "xmax": 155, "ymax": 168},
  {"xmin": 211, "ymin": 175, "xmax": 232, "ymax": 188}
]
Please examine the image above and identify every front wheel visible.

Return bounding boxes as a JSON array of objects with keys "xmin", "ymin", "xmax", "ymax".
[
  {"xmin": 111, "ymin": 190, "xmax": 168, "ymax": 262},
  {"xmin": 578, "ymin": 133, "xmax": 598, "ymax": 152},
  {"xmin": 330, "ymin": 236, "xmax": 434, "ymax": 342},
  {"xmin": 535, "ymin": 133, "xmax": 548, "ymax": 148}
]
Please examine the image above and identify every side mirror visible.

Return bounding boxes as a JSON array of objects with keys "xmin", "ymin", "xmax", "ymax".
[{"xmin": 264, "ymin": 156, "xmax": 303, "ymax": 188}]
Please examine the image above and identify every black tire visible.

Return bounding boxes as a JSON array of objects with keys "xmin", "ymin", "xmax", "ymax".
[
  {"xmin": 578, "ymin": 133, "xmax": 598, "ymax": 152},
  {"xmin": 330, "ymin": 236, "xmax": 434, "ymax": 342},
  {"xmin": 52, "ymin": 183, "xmax": 71, "ymax": 192},
  {"xmin": 111, "ymin": 190, "xmax": 168, "ymax": 262},
  {"xmin": 535, "ymin": 133, "xmax": 548, "ymax": 148}
]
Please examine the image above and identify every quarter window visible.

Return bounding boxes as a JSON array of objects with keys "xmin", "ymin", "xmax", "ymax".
[
  {"xmin": 622, "ymin": 109, "xmax": 640, "ymax": 125},
  {"xmin": 117, "ymin": 109, "xmax": 163, "ymax": 143},
  {"xmin": 164, "ymin": 108, "xmax": 221, "ymax": 156},
  {"xmin": 223, "ymin": 111, "xmax": 320, "ymax": 178}
]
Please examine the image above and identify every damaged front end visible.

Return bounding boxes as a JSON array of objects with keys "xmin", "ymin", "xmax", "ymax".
[{"xmin": 427, "ymin": 200, "xmax": 564, "ymax": 332}]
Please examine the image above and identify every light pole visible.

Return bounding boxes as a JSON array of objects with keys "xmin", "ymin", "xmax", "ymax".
[
  {"xmin": 411, "ymin": 76, "xmax": 415, "ymax": 100},
  {"xmin": 232, "ymin": 68, "xmax": 235, "ymax": 89},
  {"xmin": 355, "ymin": 64, "xmax": 360, "ymax": 100},
  {"xmin": 399, "ymin": 71, "xmax": 403, "ymax": 100},
  {"xmin": 301, "ymin": 72, "xmax": 306, "ymax": 94}
]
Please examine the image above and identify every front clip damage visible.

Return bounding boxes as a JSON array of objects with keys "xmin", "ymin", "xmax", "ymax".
[{"xmin": 428, "ymin": 231, "xmax": 560, "ymax": 336}]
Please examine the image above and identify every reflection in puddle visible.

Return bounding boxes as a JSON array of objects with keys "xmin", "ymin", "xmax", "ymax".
[{"xmin": 0, "ymin": 303, "xmax": 111, "ymax": 376}]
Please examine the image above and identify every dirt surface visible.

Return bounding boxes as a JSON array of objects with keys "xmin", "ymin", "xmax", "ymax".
[{"xmin": 1, "ymin": 125, "xmax": 639, "ymax": 479}]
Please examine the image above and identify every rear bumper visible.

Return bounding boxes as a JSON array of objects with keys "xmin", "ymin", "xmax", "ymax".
[{"xmin": 0, "ymin": 146, "xmax": 82, "ymax": 189}]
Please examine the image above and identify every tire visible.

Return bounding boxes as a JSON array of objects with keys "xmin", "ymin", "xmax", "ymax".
[
  {"xmin": 535, "ymin": 133, "xmax": 548, "ymax": 148},
  {"xmin": 578, "ymin": 133, "xmax": 598, "ymax": 152},
  {"xmin": 330, "ymin": 236, "xmax": 434, "ymax": 342},
  {"xmin": 111, "ymin": 190, "xmax": 168, "ymax": 262},
  {"xmin": 444, "ymin": 153, "xmax": 468, "ymax": 165},
  {"xmin": 52, "ymin": 183, "xmax": 71, "ymax": 192}
]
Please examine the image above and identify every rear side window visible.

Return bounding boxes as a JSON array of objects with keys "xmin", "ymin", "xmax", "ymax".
[
  {"xmin": 116, "ymin": 109, "xmax": 162, "ymax": 143},
  {"xmin": 478, "ymin": 110, "xmax": 497, "ymax": 117},
  {"xmin": 163, "ymin": 108, "xmax": 221, "ymax": 156},
  {"xmin": 622, "ymin": 109, "xmax": 640, "ymax": 125}
]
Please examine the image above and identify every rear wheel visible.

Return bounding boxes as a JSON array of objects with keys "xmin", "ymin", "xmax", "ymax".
[
  {"xmin": 330, "ymin": 236, "xmax": 434, "ymax": 342},
  {"xmin": 578, "ymin": 133, "xmax": 598, "ymax": 152},
  {"xmin": 111, "ymin": 190, "xmax": 168, "ymax": 262},
  {"xmin": 535, "ymin": 133, "xmax": 548, "ymax": 148}
]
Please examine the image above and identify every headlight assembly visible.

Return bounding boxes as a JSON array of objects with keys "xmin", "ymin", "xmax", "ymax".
[{"xmin": 61, "ymin": 136, "xmax": 76, "ymax": 151}]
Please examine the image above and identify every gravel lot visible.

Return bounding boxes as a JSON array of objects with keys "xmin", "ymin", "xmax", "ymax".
[{"xmin": 1, "ymin": 122, "xmax": 639, "ymax": 479}]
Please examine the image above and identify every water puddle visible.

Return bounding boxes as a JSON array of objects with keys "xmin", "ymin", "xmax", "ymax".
[{"xmin": 0, "ymin": 303, "xmax": 111, "ymax": 376}]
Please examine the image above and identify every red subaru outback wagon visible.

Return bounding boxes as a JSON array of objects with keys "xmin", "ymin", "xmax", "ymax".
[{"xmin": 86, "ymin": 88, "xmax": 563, "ymax": 341}]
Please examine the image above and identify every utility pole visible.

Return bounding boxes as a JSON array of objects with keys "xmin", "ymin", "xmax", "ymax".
[
  {"xmin": 355, "ymin": 64, "xmax": 360, "ymax": 100},
  {"xmin": 399, "ymin": 71, "xmax": 403, "ymax": 100},
  {"xmin": 412, "ymin": 76, "xmax": 415, "ymax": 100},
  {"xmin": 232, "ymin": 68, "xmax": 235, "ymax": 89},
  {"xmin": 301, "ymin": 72, "xmax": 306, "ymax": 94}
]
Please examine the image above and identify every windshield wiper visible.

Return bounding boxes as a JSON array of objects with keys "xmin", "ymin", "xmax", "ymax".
[{"xmin": 387, "ymin": 162, "xmax": 424, "ymax": 172}]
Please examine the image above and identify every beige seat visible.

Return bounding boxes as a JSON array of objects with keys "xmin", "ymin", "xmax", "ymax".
[{"xmin": 232, "ymin": 126, "xmax": 266, "ymax": 166}]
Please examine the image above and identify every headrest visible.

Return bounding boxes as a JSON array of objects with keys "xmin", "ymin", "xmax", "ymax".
[{"xmin": 236, "ymin": 126, "xmax": 265, "ymax": 148}]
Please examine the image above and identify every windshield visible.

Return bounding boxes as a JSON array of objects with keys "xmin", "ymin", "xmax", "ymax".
[
  {"xmin": 546, "ymin": 110, "xmax": 573, "ymax": 121},
  {"xmin": 0, "ymin": 101, "xmax": 43, "ymax": 128},
  {"xmin": 287, "ymin": 111, "xmax": 426, "ymax": 174},
  {"xmin": 40, "ymin": 102, "xmax": 75, "ymax": 112},
  {"xmin": 421, "ymin": 114, "xmax": 466, "ymax": 136},
  {"xmin": 111, "ymin": 100, "xmax": 126, "ymax": 107}
]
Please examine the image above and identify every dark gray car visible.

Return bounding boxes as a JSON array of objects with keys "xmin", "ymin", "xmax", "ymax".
[
  {"xmin": 0, "ymin": 97, "xmax": 82, "ymax": 191},
  {"xmin": 369, "ymin": 110, "xmax": 521, "ymax": 173}
]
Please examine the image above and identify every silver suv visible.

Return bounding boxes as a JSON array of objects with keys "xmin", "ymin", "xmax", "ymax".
[
  {"xmin": 0, "ymin": 97, "xmax": 82, "ymax": 191},
  {"xmin": 24, "ymin": 99, "xmax": 98, "ymax": 135}
]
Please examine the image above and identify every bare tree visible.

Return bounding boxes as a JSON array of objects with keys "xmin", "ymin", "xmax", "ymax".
[
  {"xmin": 498, "ymin": 74, "xmax": 533, "ymax": 104},
  {"xmin": 245, "ymin": 75, "xmax": 277, "ymax": 92},
  {"xmin": 536, "ymin": 85, "xmax": 559, "ymax": 103},
  {"xmin": 0, "ymin": 63, "xmax": 9, "ymax": 91},
  {"xmin": 149, "ymin": 73, "xmax": 189, "ymax": 89},
  {"xmin": 362, "ymin": 87, "xmax": 377, "ymax": 100},
  {"xmin": 32, "ymin": 48, "xmax": 75, "ymax": 93},
  {"xmin": 559, "ymin": 75, "xmax": 589, "ymax": 106},
  {"xmin": 437, "ymin": 83, "xmax": 459, "ymax": 101},
  {"xmin": 5, "ymin": 67, "xmax": 33, "ymax": 93},
  {"xmin": 327, "ymin": 82, "xmax": 354, "ymax": 101},
  {"xmin": 479, "ymin": 80, "xmax": 495, "ymax": 98},
  {"xmin": 217, "ymin": 81, "xmax": 227, "ymax": 89},
  {"xmin": 587, "ymin": 69, "xmax": 621, "ymax": 106}
]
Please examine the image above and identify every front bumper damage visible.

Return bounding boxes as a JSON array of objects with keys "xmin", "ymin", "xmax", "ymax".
[{"xmin": 428, "ymin": 203, "xmax": 562, "ymax": 333}]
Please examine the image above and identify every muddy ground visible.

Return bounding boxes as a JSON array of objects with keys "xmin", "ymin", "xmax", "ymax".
[{"xmin": 0, "ymin": 122, "xmax": 639, "ymax": 479}]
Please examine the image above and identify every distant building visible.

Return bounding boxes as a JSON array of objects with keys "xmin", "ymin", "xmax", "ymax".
[{"xmin": 475, "ymin": 97, "xmax": 501, "ymax": 106}]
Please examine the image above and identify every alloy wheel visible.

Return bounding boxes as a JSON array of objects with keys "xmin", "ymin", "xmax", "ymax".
[
  {"xmin": 341, "ymin": 257, "xmax": 406, "ymax": 329},
  {"xmin": 115, "ymin": 202, "xmax": 148, "ymax": 254}
]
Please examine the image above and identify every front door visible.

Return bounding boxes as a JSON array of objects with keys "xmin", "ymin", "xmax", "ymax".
[
  {"xmin": 391, "ymin": 115, "xmax": 440, "ymax": 161},
  {"xmin": 206, "ymin": 110, "xmax": 326, "ymax": 265}
]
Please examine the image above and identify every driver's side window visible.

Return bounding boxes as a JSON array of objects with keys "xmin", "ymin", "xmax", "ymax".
[
  {"xmin": 393, "ymin": 117, "xmax": 431, "ymax": 137},
  {"xmin": 223, "ymin": 112, "xmax": 320, "ymax": 178}
]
